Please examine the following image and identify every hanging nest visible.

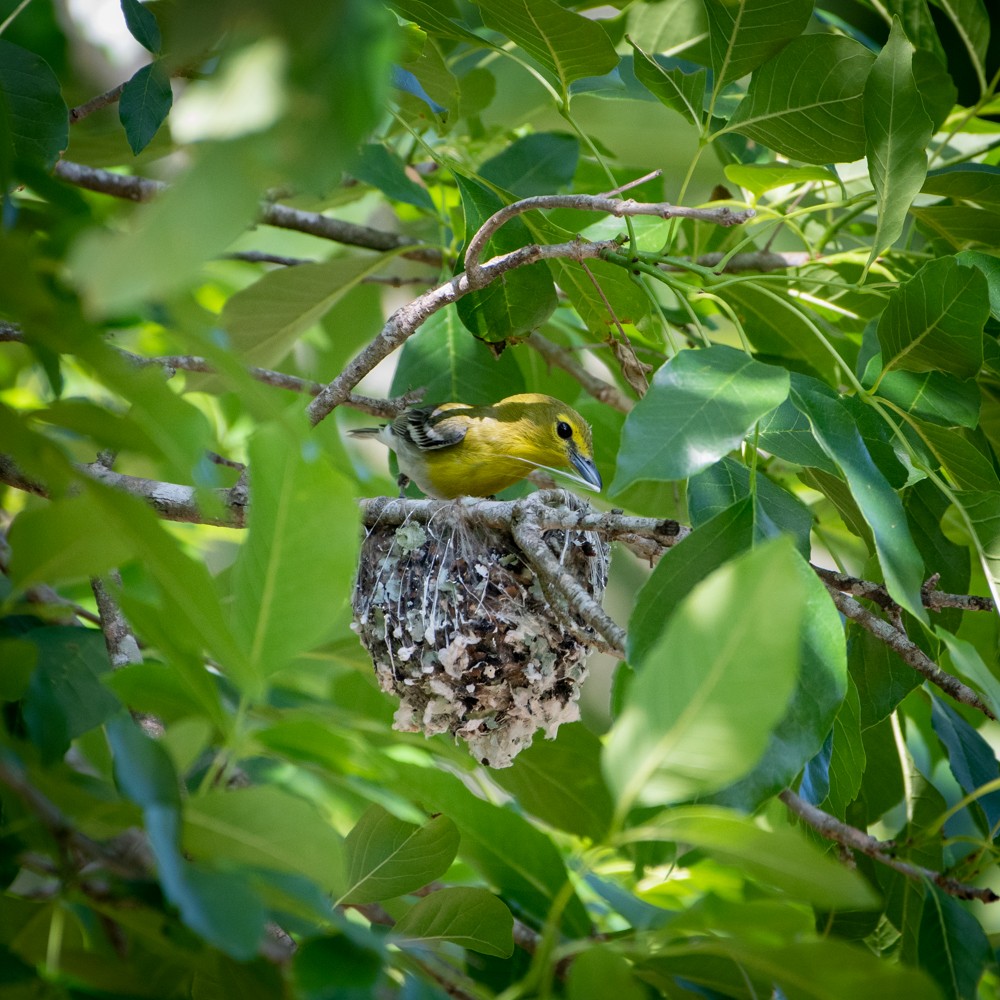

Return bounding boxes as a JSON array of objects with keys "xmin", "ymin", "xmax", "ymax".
[{"xmin": 352, "ymin": 492, "xmax": 610, "ymax": 768}]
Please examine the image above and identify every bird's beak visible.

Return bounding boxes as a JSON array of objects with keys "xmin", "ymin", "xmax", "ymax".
[{"xmin": 570, "ymin": 449, "xmax": 603, "ymax": 491}]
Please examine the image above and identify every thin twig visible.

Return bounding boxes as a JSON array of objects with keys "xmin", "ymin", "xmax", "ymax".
[
  {"xmin": 825, "ymin": 587, "xmax": 994, "ymax": 719},
  {"xmin": 91, "ymin": 573, "xmax": 142, "ymax": 669},
  {"xmin": 599, "ymin": 169, "xmax": 663, "ymax": 198},
  {"xmin": 52, "ymin": 160, "xmax": 444, "ymax": 265},
  {"xmin": 780, "ymin": 789, "xmax": 999, "ymax": 903},
  {"xmin": 816, "ymin": 566, "xmax": 995, "ymax": 613},
  {"xmin": 527, "ymin": 332, "xmax": 634, "ymax": 413},
  {"xmin": 69, "ymin": 84, "xmax": 127, "ymax": 124},
  {"xmin": 306, "ymin": 235, "xmax": 627, "ymax": 424},
  {"xmin": 463, "ymin": 194, "xmax": 754, "ymax": 279}
]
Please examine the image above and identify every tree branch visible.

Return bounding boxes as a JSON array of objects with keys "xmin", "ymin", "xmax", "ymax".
[
  {"xmin": 780, "ymin": 789, "xmax": 999, "ymax": 903},
  {"xmin": 527, "ymin": 332, "xmax": 634, "ymax": 413},
  {"xmin": 463, "ymin": 194, "xmax": 754, "ymax": 280},
  {"xmin": 306, "ymin": 235, "xmax": 628, "ymax": 424},
  {"xmin": 825, "ymin": 587, "xmax": 994, "ymax": 719},
  {"xmin": 816, "ymin": 566, "xmax": 995, "ymax": 613},
  {"xmin": 53, "ymin": 160, "xmax": 443, "ymax": 265}
]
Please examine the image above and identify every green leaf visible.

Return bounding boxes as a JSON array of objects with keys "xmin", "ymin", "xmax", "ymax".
[
  {"xmin": 649, "ymin": 938, "xmax": 940, "ymax": 1000},
  {"xmin": 757, "ymin": 398, "xmax": 840, "ymax": 474},
  {"xmin": 916, "ymin": 422, "xmax": 1000, "ymax": 492},
  {"xmin": 480, "ymin": 132, "xmax": 579, "ymax": 198},
  {"xmin": 611, "ymin": 345, "xmax": 789, "ymax": 491},
  {"xmin": 864, "ymin": 19, "xmax": 933, "ymax": 271},
  {"xmin": 955, "ymin": 250, "xmax": 1000, "ymax": 320},
  {"xmin": 872, "ymin": 368, "xmax": 980, "ymax": 428},
  {"xmin": 928, "ymin": 0, "xmax": 989, "ymax": 96},
  {"xmin": 912, "ymin": 48, "xmax": 957, "ymax": 130},
  {"xmin": 454, "ymin": 173, "xmax": 558, "ymax": 343},
  {"xmin": 849, "ymin": 623, "xmax": 922, "ymax": 730},
  {"xmin": 294, "ymin": 936, "xmax": 383, "ymax": 997},
  {"xmin": 339, "ymin": 806, "xmax": 459, "ymax": 904},
  {"xmin": 715, "ymin": 281, "xmax": 841, "ymax": 383},
  {"xmin": 22, "ymin": 628, "xmax": 119, "ymax": 763},
  {"xmin": 386, "ymin": 763, "xmax": 592, "ymax": 936},
  {"xmin": 624, "ymin": 805, "xmax": 879, "ymax": 911},
  {"xmin": 936, "ymin": 628, "xmax": 1000, "ymax": 719},
  {"xmin": 723, "ymin": 34, "xmax": 875, "ymax": 164},
  {"xmin": 876, "ymin": 255, "xmax": 988, "ymax": 380},
  {"xmin": 923, "ymin": 164, "xmax": 1000, "ymax": 210},
  {"xmin": 229, "ymin": 421, "xmax": 358, "ymax": 678},
  {"xmin": 352, "ymin": 142, "xmax": 434, "ymax": 211},
  {"xmin": 930, "ymin": 697, "xmax": 1000, "ymax": 831},
  {"xmin": 789, "ymin": 375, "xmax": 927, "ymax": 621},
  {"xmin": 119, "ymin": 61, "xmax": 172, "ymax": 155},
  {"xmin": 389, "ymin": 0, "xmax": 485, "ymax": 44},
  {"xmin": 710, "ymin": 551, "xmax": 847, "ymax": 811},
  {"xmin": 0, "ymin": 39, "xmax": 68, "ymax": 171},
  {"xmin": 936, "ymin": 487, "xmax": 1000, "ymax": 609},
  {"xmin": 184, "ymin": 787, "xmax": 346, "ymax": 893},
  {"xmin": 918, "ymin": 885, "xmax": 993, "ymax": 999},
  {"xmin": 120, "ymin": 0, "xmax": 161, "ymax": 53},
  {"xmin": 628, "ymin": 498, "xmax": 754, "ymax": 662},
  {"xmin": 222, "ymin": 255, "xmax": 398, "ymax": 370},
  {"xmin": 490, "ymin": 723, "xmax": 614, "ymax": 841},
  {"xmin": 393, "ymin": 887, "xmax": 514, "ymax": 958},
  {"xmin": 471, "ymin": 0, "xmax": 619, "ymax": 98},
  {"xmin": 70, "ymin": 141, "xmax": 262, "ymax": 314},
  {"xmin": 628, "ymin": 40, "xmax": 705, "ymax": 128},
  {"xmin": 568, "ymin": 946, "xmax": 648, "ymax": 1000},
  {"xmin": 911, "ymin": 203, "xmax": 1000, "ymax": 251},
  {"xmin": 83, "ymin": 482, "xmax": 247, "ymax": 684},
  {"xmin": 702, "ymin": 0, "xmax": 813, "ymax": 88},
  {"xmin": 7, "ymin": 492, "xmax": 138, "ymax": 588},
  {"xmin": 688, "ymin": 457, "xmax": 812, "ymax": 556},
  {"xmin": 389, "ymin": 306, "xmax": 526, "ymax": 405},
  {"xmin": 604, "ymin": 538, "xmax": 805, "ymax": 810},
  {"xmin": 724, "ymin": 163, "xmax": 838, "ymax": 197},
  {"xmin": 824, "ymin": 677, "xmax": 866, "ymax": 817}
]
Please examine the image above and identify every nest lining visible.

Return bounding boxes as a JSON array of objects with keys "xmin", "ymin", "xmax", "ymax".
[{"xmin": 352, "ymin": 494, "xmax": 609, "ymax": 767}]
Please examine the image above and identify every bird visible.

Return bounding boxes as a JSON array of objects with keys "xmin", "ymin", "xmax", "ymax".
[{"xmin": 350, "ymin": 393, "xmax": 602, "ymax": 499}]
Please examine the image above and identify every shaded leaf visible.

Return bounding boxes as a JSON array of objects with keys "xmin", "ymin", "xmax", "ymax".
[
  {"xmin": 629, "ymin": 40, "xmax": 705, "ymax": 128},
  {"xmin": 229, "ymin": 421, "xmax": 358, "ymax": 678},
  {"xmin": 340, "ymin": 807, "xmax": 459, "ymax": 904},
  {"xmin": 120, "ymin": 0, "xmax": 161, "ymax": 53},
  {"xmin": 0, "ymin": 39, "xmax": 68, "ymax": 170},
  {"xmin": 472, "ymin": 0, "xmax": 619, "ymax": 97},
  {"xmin": 876, "ymin": 257, "xmax": 987, "ymax": 378},
  {"xmin": 624, "ymin": 806, "xmax": 879, "ymax": 911},
  {"xmin": 222, "ymin": 255, "xmax": 398, "ymax": 370},
  {"xmin": 724, "ymin": 35, "xmax": 875, "ymax": 164},
  {"xmin": 604, "ymin": 538, "xmax": 804, "ymax": 810},
  {"xmin": 864, "ymin": 19, "xmax": 933, "ymax": 270},
  {"xmin": 610, "ymin": 344, "xmax": 789, "ymax": 491},
  {"xmin": 491, "ymin": 723, "xmax": 614, "ymax": 841},
  {"xmin": 184, "ymin": 786, "xmax": 346, "ymax": 893},
  {"xmin": 703, "ymin": 0, "xmax": 813, "ymax": 88},
  {"xmin": 393, "ymin": 887, "xmax": 513, "ymax": 957},
  {"xmin": 790, "ymin": 375, "xmax": 927, "ymax": 621}
]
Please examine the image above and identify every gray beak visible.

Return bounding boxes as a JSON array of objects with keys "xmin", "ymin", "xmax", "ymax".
[{"xmin": 570, "ymin": 450, "xmax": 603, "ymax": 491}]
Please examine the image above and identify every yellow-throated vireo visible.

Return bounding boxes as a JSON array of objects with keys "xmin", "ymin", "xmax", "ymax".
[{"xmin": 351, "ymin": 393, "xmax": 602, "ymax": 499}]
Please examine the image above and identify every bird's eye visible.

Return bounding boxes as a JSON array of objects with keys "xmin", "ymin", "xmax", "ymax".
[{"xmin": 556, "ymin": 420, "xmax": 573, "ymax": 440}]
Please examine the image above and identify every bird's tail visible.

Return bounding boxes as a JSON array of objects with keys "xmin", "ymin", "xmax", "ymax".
[{"xmin": 348, "ymin": 426, "xmax": 382, "ymax": 438}]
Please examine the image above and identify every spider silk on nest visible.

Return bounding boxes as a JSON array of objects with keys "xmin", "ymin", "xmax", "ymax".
[{"xmin": 352, "ymin": 491, "xmax": 610, "ymax": 768}]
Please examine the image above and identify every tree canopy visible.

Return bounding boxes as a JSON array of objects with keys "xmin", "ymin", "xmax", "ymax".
[{"xmin": 2, "ymin": 0, "xmax": 1000, "ymax": 997}]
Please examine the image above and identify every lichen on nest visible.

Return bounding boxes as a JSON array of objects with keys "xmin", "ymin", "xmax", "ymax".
[{"xmin": 352, "ymin": 492, "xmax": 609, "ymax": 767}]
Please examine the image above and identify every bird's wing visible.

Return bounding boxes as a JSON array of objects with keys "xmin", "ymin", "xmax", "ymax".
[{"xmin": 393, "ymin": 404, "xmax": 473, "ymax": 451}]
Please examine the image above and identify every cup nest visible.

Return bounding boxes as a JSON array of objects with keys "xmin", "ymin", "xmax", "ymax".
[{"xmin": 352, "ymin": 493, "xmax": 609, "ymax": 767}]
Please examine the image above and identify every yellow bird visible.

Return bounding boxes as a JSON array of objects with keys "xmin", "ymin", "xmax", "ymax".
[{"xmin": 350, "ymin": 393, "xmax": 602, "ymax": 499}]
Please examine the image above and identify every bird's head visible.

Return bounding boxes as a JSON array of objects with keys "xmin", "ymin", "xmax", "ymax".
[{"xmin": 494, "ymin": 393, "xmax": 603, "ymax": 492}]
